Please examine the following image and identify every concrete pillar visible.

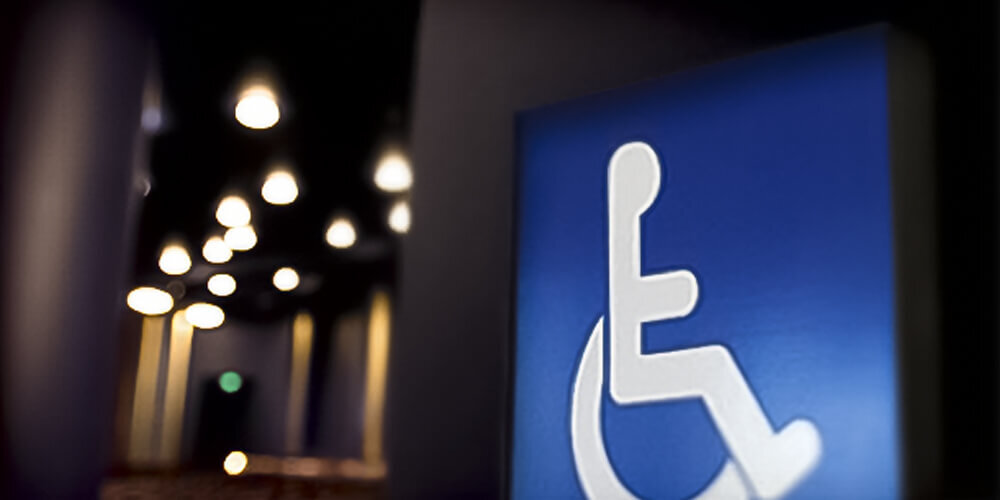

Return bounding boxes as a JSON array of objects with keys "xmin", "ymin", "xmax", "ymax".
[{"xmin": 0, "ymin": 4, "xmax": 148, "ymax": 497}]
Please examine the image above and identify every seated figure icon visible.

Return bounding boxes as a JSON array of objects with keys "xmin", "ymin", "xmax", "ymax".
[{"xmin": 570, "ymin": 142, "xmax": 823, "ymax": 500}]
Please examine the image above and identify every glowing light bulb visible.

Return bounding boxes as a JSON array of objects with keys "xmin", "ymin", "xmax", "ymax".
[
  {"xmin": 388, "ymin": 200, "xmax": 411, "ymax": 234},
  {"xmin": 126, "ymin": 287, "xmax": 174, "ymax": 316},
  {"xmin": 261, "ymin": 170, "xmax": 298, "ymax": 205},
  {"xmin": 272, "ymin": 267, "xmax": 299, "ymax": 291},
  {"xmin": 224, "ymin": 225, "xmax": 257, "ymax": 251},
  {"xmin": 207, "ymin": 274, "xmax": 236, "ymax": 297},
  {"xmin": 216, "ymin": 196, "xmax": 251, "ymax": 228},
  {"xmin": 373, "ymin": 152, "xmax": 413, "ymax": 192},
  {"xmin": 159, "ymin": 244, "xmax": 191, "ymax": 276},
  {"xmin": 202, "ymin": 236, "xmax": 232, "ymax": 264},
  {"xmin": 223, "ymin": 450, "xmax": 248, "ymax": 475},
  {"xmin": 185, "ymin": 303, "xmax": 225, "ymax": 329},
  {"xmin": 235, "ymin": 86, "xmax": 279, "ymax": 129},
  {"xmin": 325, "ymin": 218, "xmax": 356, "ymax": 249}
]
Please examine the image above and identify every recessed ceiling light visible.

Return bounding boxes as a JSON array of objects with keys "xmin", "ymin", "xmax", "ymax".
[
  {"xmin": 126, "ymin": 286, "xmax": 174, "ymax": 316},
  {"xmin": 325, "ymin": 218, "xmax": 357, "ymax": 249},
  {"xmin": 373, "ymin": 152, "xmax": 412, "ymax": 193},
  {"xmin": 159, "ymin": 244, "xmax": 191, "ymax": 276},
  {"xmin": 185, "ymin": 302, "xmax": 225, "ymax": 329},
  {"xmin": 388, "ymin": 200, "xmax": 411, "ymax": 234},
  {"xmin": 261, "ymin": 170, "xmax": 298, "ymax": 205},
  {"xmin": 202, "ymin": 236, "xmax": 232, "ymax": 264},
  {"xmin": 224, "ymin": 225, "xmax": 257, "ymax": 251},
  {"xmin": 272, "ymin": 267, "xmax": 300, "ymax": 292},
  {"xmin": 216, "ymin": 196, "xmax": 251, "ymax": 228},
  {"xmin": 207, "ymin": 274, "xmax": 237, "ymax": 297},
  {"xmin": 235, "ymin": 86, "xmax": 280, "ymax": 130}
]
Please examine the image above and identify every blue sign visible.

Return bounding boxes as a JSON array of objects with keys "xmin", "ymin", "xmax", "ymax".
[{"xmin": 512, "ymin": 27, "xmax": 898, "ymax": 499}]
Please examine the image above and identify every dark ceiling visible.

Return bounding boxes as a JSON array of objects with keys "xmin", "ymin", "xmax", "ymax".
[{"xmin": 132, "ymin": 2, "xmax": 421, "ymax": 322}]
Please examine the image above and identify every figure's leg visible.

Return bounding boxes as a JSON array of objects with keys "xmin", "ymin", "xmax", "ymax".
[
  {"xmin": 611, "ymin": 344, "xmax": 821, "ymax": 499},
  {"xmin": 572, "ymin": 318, "xmax": 750, "ymax": 500},
  {"xmin": 571, "ymin": 317, "xmax": 639, "ymax": 500}
]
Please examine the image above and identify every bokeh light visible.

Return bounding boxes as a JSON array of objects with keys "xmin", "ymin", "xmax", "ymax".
[
  {"xmin": 158, "ymin": 244, "xmax": 192, "ymax": 276},
  {"xmin": 215, "ymin": 196, "xmax": 251, "ymax": 228},
  {"xmin": 234, "ymin": 86, "xmax": 280, "ymax": 130},
  {"xmin": 388, "ymin": 200, "xmax": 411, "ymax": 234},
  {"xmin": 202, "ymin": 236, "xmax": 232, "ymax": 264},
  {"xmin": 218, "ymin": 371, "xmax": 243, "ymax": 393},
  {"xmin": 126, "ymin": 287, "xmax": 174, "ymax": 316},
  {"xmin": 207, "ymin": 273, "xmax": 237, "ymax": 297},
  {"xmin": 224, "ymin": 225, "xmax": 257, "ymax": 251},
  {"xmin": 373, "ymin": 152, "xmax": 412, "ymax": 192},
  {"xmin": 325, "ymin": 218, "xmax": 357, "ymax": 249},
  {"xmin": 184, "ymin": 303, "xmax": 225, "ymax": 329},
  {"xmin": 272, "ymin": 267, "xmax": 300, "ymax": 291},
  {"xmin": 223, "ymin": 450, "xmax": 249, "ymax": 475},
  {"xmin": 141, "ymin": 106, "xmax": 162, "ymax": 133},
  {"xmin": 261, "ymin": 170, "xmax": 298, "ymax": 205}
]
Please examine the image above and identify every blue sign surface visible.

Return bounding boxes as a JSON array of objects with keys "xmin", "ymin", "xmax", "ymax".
[{"xmin": 512, "ymin": 27, "xmax": 898, "ymax": 499}]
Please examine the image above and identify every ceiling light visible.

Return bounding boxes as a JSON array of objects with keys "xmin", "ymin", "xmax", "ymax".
[
  {"xmin": 388, "ymin": 200, "xmax": 411, "ymax": 234},
  {"xmin": 373, "ymin": 152, "xmax": 412, "ymax": 193},
  {"xmin": 325, "ymin": 218, "xmax": 356, "ymax": 249},
  {"xmin": 235, "ymin": 86, "xmax": 280, "ymax": 130},
  {"xmin": 159, "ymin": 244, "xmax": 191, "ymax": 276},
  {"xmin": 216, "ymin": 196, "xmax": 251, "ymax": 228},
  {"xmin": 185, "ymin": 302, "xmax": 225, "ymax": 329},
  {"xmin": 261, "ymin": 170, "xmax": 298, "ymax": 205},
  {"xmin": 272, "ymin": 267, "xmax": 299, "ymax": 292},
  {"xmin": 126, "ymin": 287, "xmax": 174, "ymax": 316},
  {"xmin": 224, "ymin": 225, "xmax": 257, "ymax": 251},
  {"xmin": 207, "ymin": 274, "xmax": 237, "ymax": 297},
  {"xmin": 202, "ymin": 236, "xmax": 232, "ymax": 264}
]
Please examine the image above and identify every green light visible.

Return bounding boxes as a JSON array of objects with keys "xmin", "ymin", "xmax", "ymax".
[{"xmin": 218, "ymin": 371, "xmax": 243, "ymax": 393}]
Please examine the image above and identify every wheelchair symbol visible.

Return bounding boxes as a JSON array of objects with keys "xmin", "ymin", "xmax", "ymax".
[{"xmin": 570, "ymin": 142, "xmax": 822, "ymax": 499}]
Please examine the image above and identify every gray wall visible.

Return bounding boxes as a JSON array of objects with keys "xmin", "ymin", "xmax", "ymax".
[
  {"xmin": 389, "ymin": 2, "xmax": 754, "ymax": 497},
  {"xmin": 182, "ymin": 311, "xmax": 372, "ymax": 461},
  {"xmin": 313, "ymin": 312, "xmax": 368, "ymax": 458},
  {"xmin": 184, "ymin": 318, "xmax": 292, "ymax": 458}
]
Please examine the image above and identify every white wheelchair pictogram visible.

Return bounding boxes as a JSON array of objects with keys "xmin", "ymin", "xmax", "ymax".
[{"xmin": 570, "ymin": 142, "xmax": 822, "ymax": 499}]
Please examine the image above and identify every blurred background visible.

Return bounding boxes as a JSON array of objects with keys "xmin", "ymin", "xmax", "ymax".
[
  {"xmin": 0, "ymin": 1, "xmax": 996, "ymax": 499},
  {"xmin": 1, "ymin": 2, "xmax": 417, "ymax": 498}
]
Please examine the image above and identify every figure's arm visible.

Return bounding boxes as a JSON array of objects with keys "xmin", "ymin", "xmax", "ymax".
[{"xmin": 633, "ymin": 270, "xmax": 698, "ymax": 323}]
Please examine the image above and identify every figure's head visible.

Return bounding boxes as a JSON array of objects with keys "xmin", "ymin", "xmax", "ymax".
[{"xmin": 608, "ymin": 142, "xmax": 662, "ymax": 215}]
